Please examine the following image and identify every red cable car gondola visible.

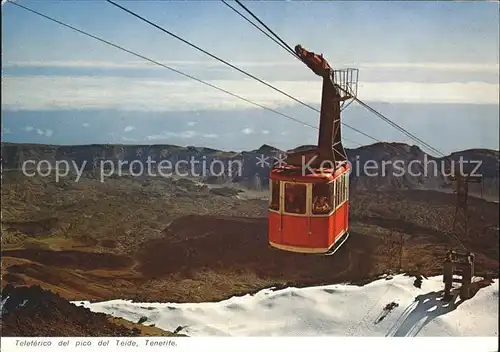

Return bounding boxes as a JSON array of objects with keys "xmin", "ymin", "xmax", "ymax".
[{"xmin": 268, "ymin": 44, "xmax": 358, "ymax": 255}]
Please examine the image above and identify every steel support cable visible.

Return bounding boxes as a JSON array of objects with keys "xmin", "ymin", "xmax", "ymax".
[
  {"xmin": 233, "ymin": 0, "xmax": 299, "ymax": 62},
  {"xmin": 221, "ymin": 0, "xmax": 300, "ymax": 61},
  {"xmin": 354, "ymin": 96, "xmax": 499, "ymax": 177},
  {"xmin": 230, "ymin": 0, "xmax": 449, "ymax": 159},
  {"xmin": 6, "ymin": 0, "xmax": 362, "ymax": 148},
  {"xmin": 7, "ymin": 1, "xmax": 473, "ymax": 253},
  {"xmin": 353, "ymin": 98, "xmax": 445, "ymax": 157},
  {"xmin": 228, "ymin": 1, "xmax": 474, "ymax": 253},
  {"xmin": 105, "ymin": 0, "xmax": 383, "ymax": 145},
  {"xmin": 353, "ymin": 96, "xmax": 497, "ymax": 177},
  {"xmin": 228, "ymin": 0, "xmax": 440, "ymax": 157}
]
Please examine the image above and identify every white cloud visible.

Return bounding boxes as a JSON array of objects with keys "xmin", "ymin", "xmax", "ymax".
[
  {"xmin": 121, "ymin": 136, "xmax": 138, "ymax": 142},
  {"xmin": 177, "ymin": 130, "xmax": 197, "ymax": 138},
  {"xmin": 359, "ymin": 62, "xmax": 499, "ymax": 73},
  {"xmin": 146, "ymin": 130, "xmax": 199, "ymax": 140},
  {"xmin": 82, "ymin": 122, "xmax": 90, "ymax": 127},
  {"xmin": 145, "ymin": 130, "xmax": 217, "ymax": 141},
  {"xmin": 34, "ymin": 128, "xmax": 53, "ymax": 137},
  {"xmin": 262, "ymin": 130, "xmax": 270, "ymax": 134},
  {"xmin": 124, "ymin": 125, "xmax": 135, "ymax": 132},
  {"xmin": 242, "ymin": 128, "xmax": 253, "ymax": 134},
  {"xmin": 2, "ymin": 60, "xmax": 299, "ymax": 70},
  {"xmin": 3, "ymin": 128, "xmax": 12, "ymax": 134},
  {"xmin": 2, "ymin": 75, "xmax": 498, "ymax": 112},
  {"xmin": 24, "ymin": 126, "xmax": 34, "ymax": 132},
  {"xmin": 5, "ymin": 60, "xmax": 498, "ymax": 74},
  {"xmin": 187, "ymin": 121, "xmax": 197, "ymax": 126},
  {"xmin": 357, "ymin": 81, "xmax": 499, "ymax": 105}
]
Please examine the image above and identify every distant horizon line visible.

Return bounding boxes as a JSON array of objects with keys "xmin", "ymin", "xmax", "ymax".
[{"xmin": 2, "ymin": 99, "xmax": 500, "ymax": 113}]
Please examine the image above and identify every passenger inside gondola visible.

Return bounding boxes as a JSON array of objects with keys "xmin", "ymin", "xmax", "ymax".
[
  {"xmin": 312, "ymin": 182, "xmax": 333, "ymax": 214},
  {"xmin": 313, "ymin": 196, "xmax": 330, "ymax": 213},
  {"xmin": 284, "ymin": 183, "xmax": 306, "ymax": 214}
]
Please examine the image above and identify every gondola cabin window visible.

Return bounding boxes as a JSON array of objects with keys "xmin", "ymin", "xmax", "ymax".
[
  {"xmin": 334, "ymin": 172, "xmax": 348, "ymax": 209},
  {"xmin": 312, "ymin": 182, "xmax": 334, "ymax": 214},
  {"xmin": 335, "ymin": 176, "xmax": 341, "ymax": 208},
  {"xmin": 284, "ymin": 183, "xmax": 307, "ymax": 214},
  {"xmin": 340, "ymin": 173, "xmax": 345, "ymax": 204},
  {"xmin": 269, "ymin": 180, "xmax": 280, "ymax": 211},
  {"xmin": 345, "ymin": 172, "xmax": 349, "ymax": 201}
]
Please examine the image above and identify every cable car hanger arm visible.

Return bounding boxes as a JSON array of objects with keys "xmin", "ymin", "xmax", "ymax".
[
  {"xmin": 294, "ymin": 44, "xmax": 332, "ymax": 77},
  {"xmin": 285, "ymin": 44, "xmax": 347, "ymax": 169}
]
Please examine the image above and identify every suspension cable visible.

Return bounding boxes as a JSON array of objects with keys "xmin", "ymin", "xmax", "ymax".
[
  {"xmin": 233, "ymin": 0, "xmax": 299, "ymax": 60},
  {"xmin": 227, "ymin": 0, "xmax": 478, "ymax": 252},
  {"xmin": 229, "ymin": 0, "xmax": 447, "ymax": 158},
  {"xmin": 104, "ymin": 0, "xmax": 384, "ymax": 145},
  {"xmin": 221, "ymin": 0, "xmax": 300, "ymax": 61},
  {"xmin": 5, "ymin": 0, "xmax": 362, "ymax": 148},
  {"xmin": 8, "ymin": 0, "xmax": 480, "ymax": 252}
]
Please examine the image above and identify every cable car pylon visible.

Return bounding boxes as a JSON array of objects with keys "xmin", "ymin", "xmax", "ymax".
[{"xmin": 268, "ymin": 45, "xmax": 358, "ymax": 255}]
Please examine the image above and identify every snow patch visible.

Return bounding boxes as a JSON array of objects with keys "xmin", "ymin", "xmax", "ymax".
[
  {"xmin": 1, "ymin": 296, "xmax": 10, "ymax": 313},
  {"xmin": 72, "ymin": 275, "xmax": 498, "ymax": 337}
]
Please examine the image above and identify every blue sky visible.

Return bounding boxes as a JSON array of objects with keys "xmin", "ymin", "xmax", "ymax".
[{"xmin": 1, "ymin": 0, "xmax": 499, "ymax": 154}]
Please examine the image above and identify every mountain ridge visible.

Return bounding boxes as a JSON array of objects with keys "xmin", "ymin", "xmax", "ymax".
[{"xmin": 2, "ymin": 141, "xmax": 498, "ymax": 200}]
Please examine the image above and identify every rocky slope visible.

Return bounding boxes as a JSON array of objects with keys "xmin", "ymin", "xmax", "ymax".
[{"xmin": 0, "ymin": 284, "xmax": 181, "ymax": 336}]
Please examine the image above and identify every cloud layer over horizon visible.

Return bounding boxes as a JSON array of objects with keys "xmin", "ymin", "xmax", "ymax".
[
  {"xmin": 3, "ymin": 74, "xmax": 498, "ymax": 112},
  {"xmin": 2, "ymin": 0, "xmax": 498, "ymax": 153}
]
